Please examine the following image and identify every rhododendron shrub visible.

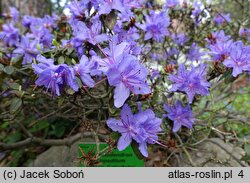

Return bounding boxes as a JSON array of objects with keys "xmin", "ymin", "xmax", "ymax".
[{"xmin": 0, "ymin": 0, "xmax": 249, "ymax": 165}]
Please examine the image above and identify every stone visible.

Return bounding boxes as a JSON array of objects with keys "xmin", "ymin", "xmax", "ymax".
[
  {"xmin": 172, "ymin": 138, "xmax": 248, "ymax": 167},
  {"xmin": 29, "ymin": 138, "xmax": 94, "ymax": 167}
]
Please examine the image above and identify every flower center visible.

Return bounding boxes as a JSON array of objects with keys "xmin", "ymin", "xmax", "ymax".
[{"xmin": 54, "ymin": 73, "xmax": 59, "ymax": 77}]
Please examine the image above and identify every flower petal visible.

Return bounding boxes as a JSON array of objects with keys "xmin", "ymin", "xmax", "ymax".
[
  {"xmin": 114, "ymin": 83, "xmax": 130, "ymax": 108},
  {"xmin": 117, "ymin": 133, "xmax": 132, "ymax": 151},
  {"xmin": 106, "ymin": 118, "xmax": 126, "ymax": 132},
  {"xmin": 80, "ymin": 74, "xmax": 95, "ymax": 88},
  {"xmin": 107, "ymin": 67, "xmax": 121, "ymax": 86},
  {"xmin": 172, "ymin": 122, "xmax": 182, "ymax": 132},
  {"xmin": 139, "ymin": 142, "xmax": 148, "ymax": 157}
]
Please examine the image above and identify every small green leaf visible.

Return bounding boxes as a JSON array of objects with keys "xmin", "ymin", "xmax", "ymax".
[
  {"xmin": 0, "ymin": 63, "xmax": 4, "ymax": 71},
  {"xmin": 66, "ymin": 88, "xmax": 75, "ymax": 95},
  {"xmin": 110, "ymin": 132, "xmax": 120, "ymax": 140},
  {"xmin": 11, "ymin": 56, "xmax": 22, "ymax": 63},
  {"xmin": 152, "ymin": 90, "xmax": 159, "ymax": 103},
  {"xmin": 54, "ymin": 124, "xmax": 65, "ymax": 138},
  {"xmin": 162, "ymin": 93, "xmax": 168, "ymax": 104},
  {"xmin": 4, "ymin": 66, "xmax": 14, "ymax": 75},
  {"xmin": 9, "ymin": 82, "xmax": 21, "ymax": 90},
  {"xmin": 30, "ymin": 121, "xmax": 50, "ymax": 132},
  {"xmin": 36, "ymin": 44, "xmax": 42, "ymax": 52},
  {"xmin": 5, "ymin": 132, "xmax": 22, "ymax": 143},
  {"xmin": 76, "ymin": 77, "xmax": 83, "ymax": 88},
  {"xmin": 52, "ymin": 39, "xmax": 60, "ymax": 47},
  {"xmin": 58, "ymin": 97, "xmax": 65, "ymax": 107},
  {"xmin": 71, "ymin": 58, "xmax": 77, "ymax": 65},
  {"xmin": 66, "ymin": 48, "xmax": 75, "ymax": 56},
  {"xmin": 222, "ymin": 70, "xmax": 235, "ymax": 84},
  {"xmin": 58, "ymin": 56, "xmax": 65, "ymax": 64},
  {"xmin": 10, "ymin": 98, "xmax": 22, "ymax": 113}
]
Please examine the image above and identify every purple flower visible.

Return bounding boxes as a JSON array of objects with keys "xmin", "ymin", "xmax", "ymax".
[
  {"xmin": 172, "ymin": 33, "xmax": 188, "ymax": 46},
  {"xmin": 192, "ymin": 0, "xmax": 203, "ymax": 18},
  {"xmin": 137, "ymin": 109, "xmax": 162, "ymax": 157},
  {"xmin": 167, "ymin": 47, "xmax": 179, "ymax": 57},
  {"xmin": 32, "ymin": 55, "xmax": 57, "ymax": 74},
  {"xmin": 168, "ymin": 64, "xmax": 189, "ymax": 91},
  {"xmin": 22, "ymin": 15, "xmax": 34, "ymax": 28},
  {"xmin": 77, "ymin": 20, "xmax": 109, "ymax": 45},
  {"xmin": 107, "ymin": 55, "xmax": 150, "ymax": 108},
  {"xmin": 140, "ymin": 11, "xmax": 170, "ymax": 42},
  {"xmin": 165, "ymin": 0, "xmax": 180, "ymax": 8},
  {"xmin": 35, "ymin": 68, "xmax": 63, "ymax": 96},
  {"xmin": 107, "ymin": 104, "xmax": 162, "ymax": 157},
  {"xmin": 163, "ymin": 101, "xmax": 195, "ymax": 132},
  {"xmin": 223, "ymin": 41, "xmax": 250, "ymax": 77},
  {"xmin": 117, "ymin": 10, "xmax": 135, "ymax": 22},
  {"xmin": 168, "ymin": 64, "xmax": 210, "ymax": 103},
  {"xmin": 94, "ymin": 38, "xmax": 130, "ymax": 73},
  {"xmin": 112, "ymin": 26, "xmax": 141, "ymax": 56},
  {"xmin": 97, "ymin": 0, "xmax": 141, "ymax": 16},
  {"xmin": 239, "ymin": 28, "xmax": 250, "ymax": 38},
  {"xmin": 39, "ymin": 30, "xmax": 54, "ymax": 47},
  {"xmin": 10, "ymin": 7, "xmax": 19, "ymax": 23},
  {"xmin": 73, "ymin": 55, "xmax": 96, "ymax": 87},
  {"xmin": 150, "ymin": 69, "xmax": 160, "ymax": 79},
  {"xmin": 42, "ymin": 15, "xmax": 56, "ymax": 29},
  {"xmin": 123, "ymin": 0, "xmax": 142, "ymax": 8},
  {"xmin": 70, "ymin": 19, "xmax": 109, "ymax": 54},
  {"xmin": 13, "ymin": 36, "xmax": 40, "ymax": 64},
  {"xmin": 27, "ymin": 18, "xmax": 54, "ymax": 47},
  {"xmin": 0, "ymin": 23, "xmax": 19, "ymax": 47},
  {"xmin": 208, "ymin": 39, "xmax": 233, "ymax": 62},
  {"xmin": 99, "ymin": 0, "xmax": 124, "ymax": 15},
  {"xmin": 114, "ymin": 24, "xmax": 140, "ymax": 42},
  {"xmin": 70, "ymin": 21, "xmax": 88, "ymax": 56},
  {"xmin": 150, "ymin": 53, "xmax": 164, "ymax": 62},
  {"xmin": 32, "ymin": 55, "xmax": 79, "ymax": 96},
  {"xmin": 206, "ymin": 30, "xmax": 231, "ymax": 45},
  {"xmin": 67, "ymin": 0, "xmax": 87, "ymax": 20},
  {"xmin": 107, "ymin": 104, "xmax": 143, "ymax": 151},
  {"xmin": 187, "ymin": 43, "xmax": 204, "ymax": 61},
  {"xmin": 2, "ymin": 7, "xmax": 19, "ymax": 23},
  {"xmin": 213, "ymin": 13, "xmax": 231, "ymax": 25}
]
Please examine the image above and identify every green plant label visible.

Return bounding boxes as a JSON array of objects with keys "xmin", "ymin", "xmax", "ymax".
[{"xmin": 79, "ymin": 143, "xmax": 144, "ymax": 167}]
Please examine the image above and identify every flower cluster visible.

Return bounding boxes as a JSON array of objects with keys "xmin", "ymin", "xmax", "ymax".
[
  {"xmin": 223, "ymin": 41, "xmax": 250, "ymax": 77},
  {"xmin": 187, "ymin": 43, "xmax": 204, "ymax": 62},
  {"xmin": 107, "ymin": 54, "xmax": 150, "ymax": 108},
  {"xmin": 168, "ymin": 64, "xmax": 210, "ymax": 104},
  {"xmin": 213, "ymin": 13, "xmax": 231, "ymax": 25},
  {"xmin": 163, "ymin": 101, "xmax": 195, "ymax": 132},
  {"xmin": 140, "ymin": 10, "xmax": 170, "ymax": 42},
  {"xmin": 165, "ymin": 0, "xmax": 180, "ymax": 9},
  {"xmin": 32, "ymin": 55, "xmax": 79, "ymax": 96},
  {"xmin": 2, "ymin": 7, "xmax": 19, "ymax": 23},
  {"xmin": 0, "ymin": 23, "xmax": 19, "ymax": 47},
  {"xmin": 13, "ymin": 36, "xmax": 40, "ymax": 64},
  {"xmin": 207, "ymin": 30, "xmax": 250, "ymax": 76},
  {"xmin": 107, "ymin": 104, "xmax": 162, "ymax": 157}
]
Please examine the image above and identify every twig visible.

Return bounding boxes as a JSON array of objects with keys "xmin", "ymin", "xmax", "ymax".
[
  {"xmin": 28, "ymin": 104, "xmax": 68, "ymax": 127},
  {"xmin": 174, "ymin": 133, "xmax": 196, "ymax": 167},
  {"xmin": 0, "ymin": 132, "xmax": 106, "ymax": 151},
  {"xmin": 205, "ymin": 139, "xmax": 247, "ymax": 167},
  {"xmin": 15, "ymin": 120, "xmax": 33, "ymax": 138}
]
